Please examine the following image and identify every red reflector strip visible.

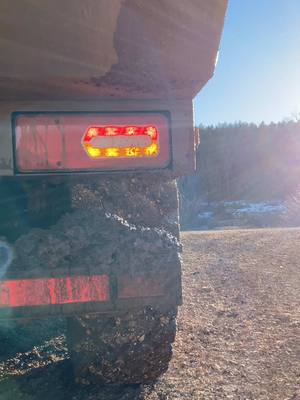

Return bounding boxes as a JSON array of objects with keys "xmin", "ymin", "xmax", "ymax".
[{"xmin": 0, "ymin": 275, "xmax": 109, "ymax": 308}]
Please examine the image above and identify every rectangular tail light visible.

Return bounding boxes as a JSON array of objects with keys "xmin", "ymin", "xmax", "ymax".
[{"xmin": 14, "ymin": 112, "xmax": 171, "ymax": 173}]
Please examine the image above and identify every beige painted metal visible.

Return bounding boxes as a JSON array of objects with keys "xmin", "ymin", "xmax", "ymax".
[
  {"xmin": 0, "ymin": 0, "xmax": 227, "ymax": 100},
  {"xmin": 0, "ymin": 99, "xmax": 194, "ymax": 176},
  {"xmin": 0, "ymin": 0, "xmax": 227, "ymax": 176}
]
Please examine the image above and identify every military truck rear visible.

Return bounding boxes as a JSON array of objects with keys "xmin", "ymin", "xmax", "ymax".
[{"xmin": 0, "ymin": 0, "xmax": 227, "ymax": 384}]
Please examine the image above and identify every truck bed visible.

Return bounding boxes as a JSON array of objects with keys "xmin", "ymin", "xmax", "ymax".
[{"xmin": 0, "ymin": 0, "xmax": 227, "ymax": 100}]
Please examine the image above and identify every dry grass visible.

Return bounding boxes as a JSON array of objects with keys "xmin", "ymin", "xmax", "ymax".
[{"xmin": 153, "ymin": 228, "xmax": 300, "ymax": 399}]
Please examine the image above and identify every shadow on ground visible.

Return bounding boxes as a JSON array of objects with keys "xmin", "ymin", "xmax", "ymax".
[
  {"xmin": 0, "ymin": 359, "xmax": 155, "ymax": 400},
  {"xmin": 0, "ymin": 348, "xmax": 157, "ymax": 400}
]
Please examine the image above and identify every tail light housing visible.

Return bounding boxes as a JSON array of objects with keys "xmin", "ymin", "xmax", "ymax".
[{"xmin": 14, "ymin": 113, "xmax": 171, "ymax": 173}]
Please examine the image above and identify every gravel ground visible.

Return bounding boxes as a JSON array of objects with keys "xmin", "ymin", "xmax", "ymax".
[{"xmin": 0, "ymin": 228, "xmax": 299, "ymax": 399}]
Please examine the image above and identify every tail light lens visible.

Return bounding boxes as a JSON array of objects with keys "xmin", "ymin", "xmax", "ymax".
[{"xmin": 14, "ymin": 113, "xmax": 170, "ymax": 173}]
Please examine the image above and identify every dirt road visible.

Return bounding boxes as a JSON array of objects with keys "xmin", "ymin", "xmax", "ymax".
[{"xmin": 0, "ymin": 228, "xmax": 299, "ymax": 399}]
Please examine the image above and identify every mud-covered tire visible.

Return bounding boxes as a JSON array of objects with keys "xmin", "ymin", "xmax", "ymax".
[{"xmin": 66, "ymin": 307, "xmax": 177, "ymax": 385}]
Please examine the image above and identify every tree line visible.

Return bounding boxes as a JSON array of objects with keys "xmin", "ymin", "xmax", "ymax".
[{"xmin": 179, "ymin": 119, "xmax": 300, "ymax": 207}]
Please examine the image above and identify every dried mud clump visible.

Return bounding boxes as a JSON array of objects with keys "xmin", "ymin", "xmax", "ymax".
[
  {"xmin": 8, "ymin": 176, "xmax": 181, "ymax": 280},
  {"xmin": 70, "ymin": 175, "xmax": 180, "ymax": 237},
  {"xmin": 9, "ymin": 208, "xmax": 181, "ymax": 279}
]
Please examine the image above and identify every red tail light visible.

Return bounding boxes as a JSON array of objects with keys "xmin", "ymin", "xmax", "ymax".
[
  {"xmin": 14, "ymin": 113, "xmax": 170, "ymax": 173},
  {"xmin": 82, "ymin": 125, "xmax": 158, "ymax": 159}
]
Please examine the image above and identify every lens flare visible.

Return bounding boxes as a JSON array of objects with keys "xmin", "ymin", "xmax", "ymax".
[{"xmin": 0, "ymin": 241, "xmax": 13, "ymax": 279}]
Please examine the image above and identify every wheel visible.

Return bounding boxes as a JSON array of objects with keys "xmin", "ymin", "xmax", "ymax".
[
  {"xmin": 66, "ymin": 306, "xmax": 177, "ymax": 385},
  {"xmin": 65, "ymin": 176, "xmax": 180, "ymax": 384}
]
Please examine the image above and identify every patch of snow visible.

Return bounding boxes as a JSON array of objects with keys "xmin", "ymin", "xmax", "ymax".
[
  {"xmin": 233, "ymin": 202, "xmax": 285, "ymax": 215},
  {"xmin": 198, "ymin": 211, "xmax": 214, "ymax": 220},
  {"xmin": 224, "ymin": 201, "xmax": 245, "ymax": 206}
]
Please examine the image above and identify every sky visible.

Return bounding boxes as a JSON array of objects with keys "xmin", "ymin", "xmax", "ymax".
[{"xmin": 194, "ymin": 0, "xmax": 300, "ymax": 126}]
